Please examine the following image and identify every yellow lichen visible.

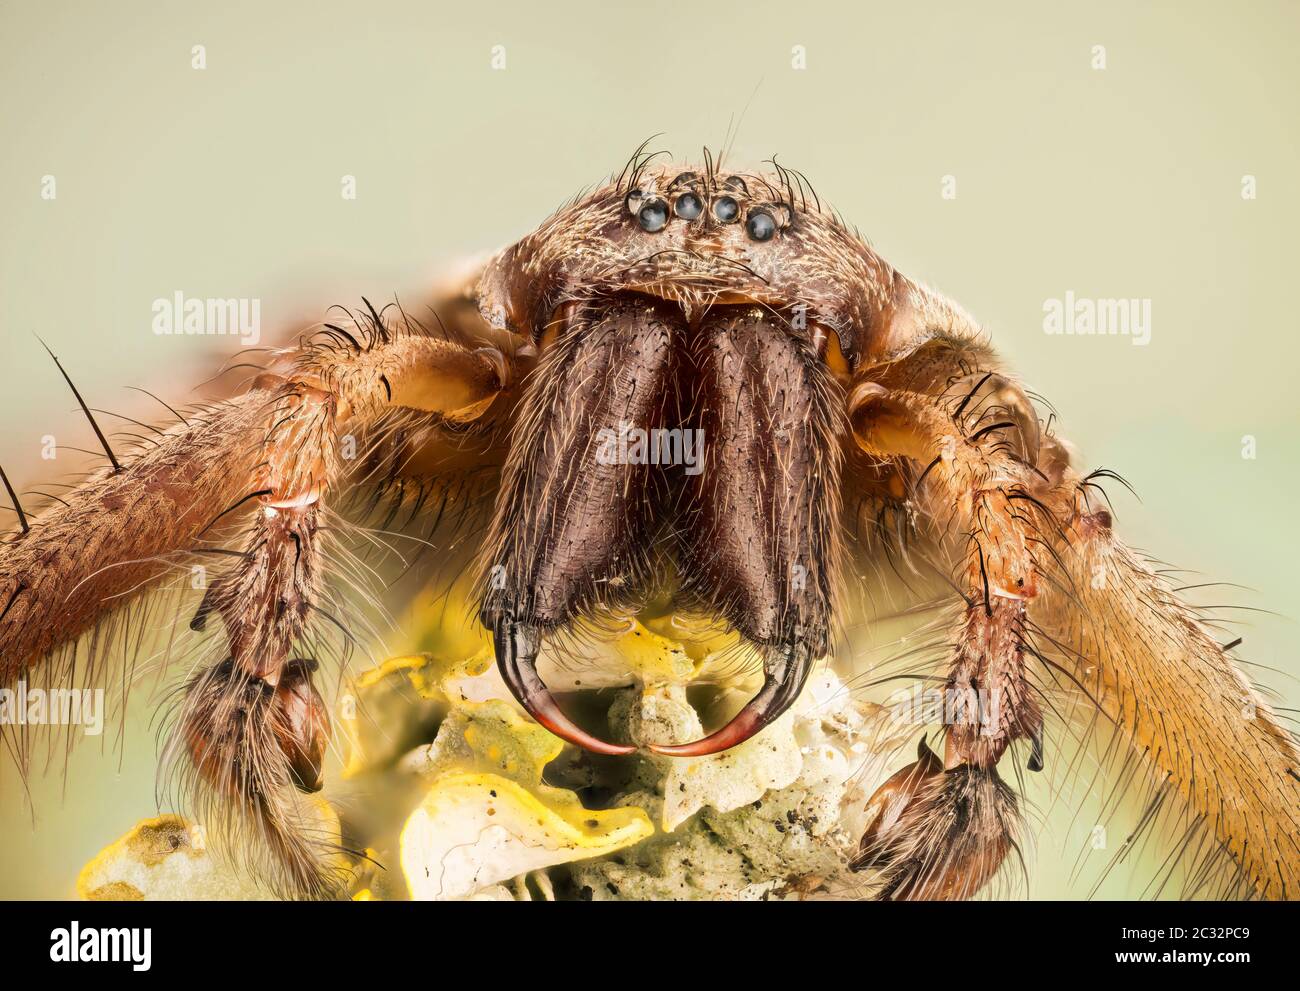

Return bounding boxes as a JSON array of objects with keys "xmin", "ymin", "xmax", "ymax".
[
  {"xmin": 77, "ymin": 798, "xmax": 342, "ymax": 901},
  {"xmin": 640, "ymin": 612, "xmax": 742, "ymax": 664},
  {"xmin": 340, "ymin": 648, "xmax": 496, "ymax": 776},
  {"xmin": 601, "ymin": 620, "xmax": 697, "ymax": 683},
  {"xmin": 398, "ymin": 697, "xmax": 652, "ymax": 899},
  {"xmin": 400, "ymin": 772, "xmax": 652, "ymax": 900},
  {"xmin": 83, "ymin": 881, "xmax": 144, "ymax": 901},
  {"xmin": 77, "ymin": 815, "xmax": 262, "ymax": 901}
]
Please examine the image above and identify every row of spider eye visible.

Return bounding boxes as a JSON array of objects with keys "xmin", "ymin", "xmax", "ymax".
[{"xmin": 624, "ymin": 188, "xmax": 779, "ymax": 242}]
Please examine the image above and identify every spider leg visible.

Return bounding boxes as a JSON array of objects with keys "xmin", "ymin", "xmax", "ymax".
[
  {"xmin": 2, "ymin": 308, "xmax": 509, "ymax": 896},
  {"xmin": 0, "ymin": 324, "xmax": 504, "ymax": 682},
  {"xmin": 1037, "ymin": 506, "xmax": 1300, "ymax": 899},
  {"xmin": 847, "ymin": 334, "xmax": 1299, "ymax": 899},
  {"xmin": 847, "ymin": 360, "xmax": 1045, "ymax": 898},
  {"xmin": 177, "ymin": 321, "xmax": 509, "ymax": 896}
]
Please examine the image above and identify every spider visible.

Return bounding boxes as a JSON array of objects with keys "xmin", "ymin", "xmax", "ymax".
[{"xmin": 1, "ymin": 145, "xmax": 1296, "ymax": 900}]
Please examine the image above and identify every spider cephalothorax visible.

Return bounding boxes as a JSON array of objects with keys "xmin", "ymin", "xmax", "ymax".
[
  {"xmin": 1, "ymin": 148, "xmax": 1296, "ymax": 900},
  {"xmin": 476, "ymin": 155, "xmax": 971, "ymax": 370}
]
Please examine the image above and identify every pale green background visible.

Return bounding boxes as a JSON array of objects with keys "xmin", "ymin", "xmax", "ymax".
[{"xmin": 1, "ymin": 0, "xmax": 1296, "ymax": 898}]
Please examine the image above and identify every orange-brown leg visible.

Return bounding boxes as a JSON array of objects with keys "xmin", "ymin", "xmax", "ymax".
[{"xmin": 846, "ymin": 335, "xmax": 1298, "ymax": 899}]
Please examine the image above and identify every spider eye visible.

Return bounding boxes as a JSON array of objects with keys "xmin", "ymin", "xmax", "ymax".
[
  {"xmin": 637, "ymin": 197, "xmax": 669, "ymax": 232},
  {"xmin": 674, "ymin": 192, "xmax": 703, "ymax": 220},
  {"xmin": 712, "ymin": 195, "xmax": 739, "ymax": 223},
  {"xmin": 746, "ymin": 209, "xmax": 776, "ymax": 242},
  {"xmin": 624, "ymin": 189, "xmax": 643, "ymax": 215}
]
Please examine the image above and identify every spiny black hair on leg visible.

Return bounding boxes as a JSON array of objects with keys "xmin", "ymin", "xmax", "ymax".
[
  {"xmin": 37, "ymin": 337, "xmax": 121, "ymax": 472},
  {"xmin": 0, "ymin": 462, "xmax": 29, "ymax": 535}
]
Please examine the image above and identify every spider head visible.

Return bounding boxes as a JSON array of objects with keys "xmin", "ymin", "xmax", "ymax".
[{"xmin": 476, "ymin": 159, "xmax": 972, "ymax": 374}]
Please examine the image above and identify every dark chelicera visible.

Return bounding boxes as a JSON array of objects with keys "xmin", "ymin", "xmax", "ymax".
[{"xmin": 479, "ymin": 293, "xmax": 842, "ymax": 756}]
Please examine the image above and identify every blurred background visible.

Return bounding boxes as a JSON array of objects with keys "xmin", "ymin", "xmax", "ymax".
[{"xmin": 1, "ymin": 0, "xmax": 1297, "ymax": 897}]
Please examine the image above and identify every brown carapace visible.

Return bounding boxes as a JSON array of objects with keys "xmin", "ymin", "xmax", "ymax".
[{"xmin": 1, "ymin": 146, "xmax": 1297, "ymax": 899}]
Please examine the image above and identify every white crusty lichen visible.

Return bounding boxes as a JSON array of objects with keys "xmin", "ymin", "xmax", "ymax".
[
  {"xmin": 564, "ymin": 669, "xmax": 910, "ymax": 900},
  {"xmin": 78, "ymin": 601, "xmax": 911, "ymax": 901}
]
